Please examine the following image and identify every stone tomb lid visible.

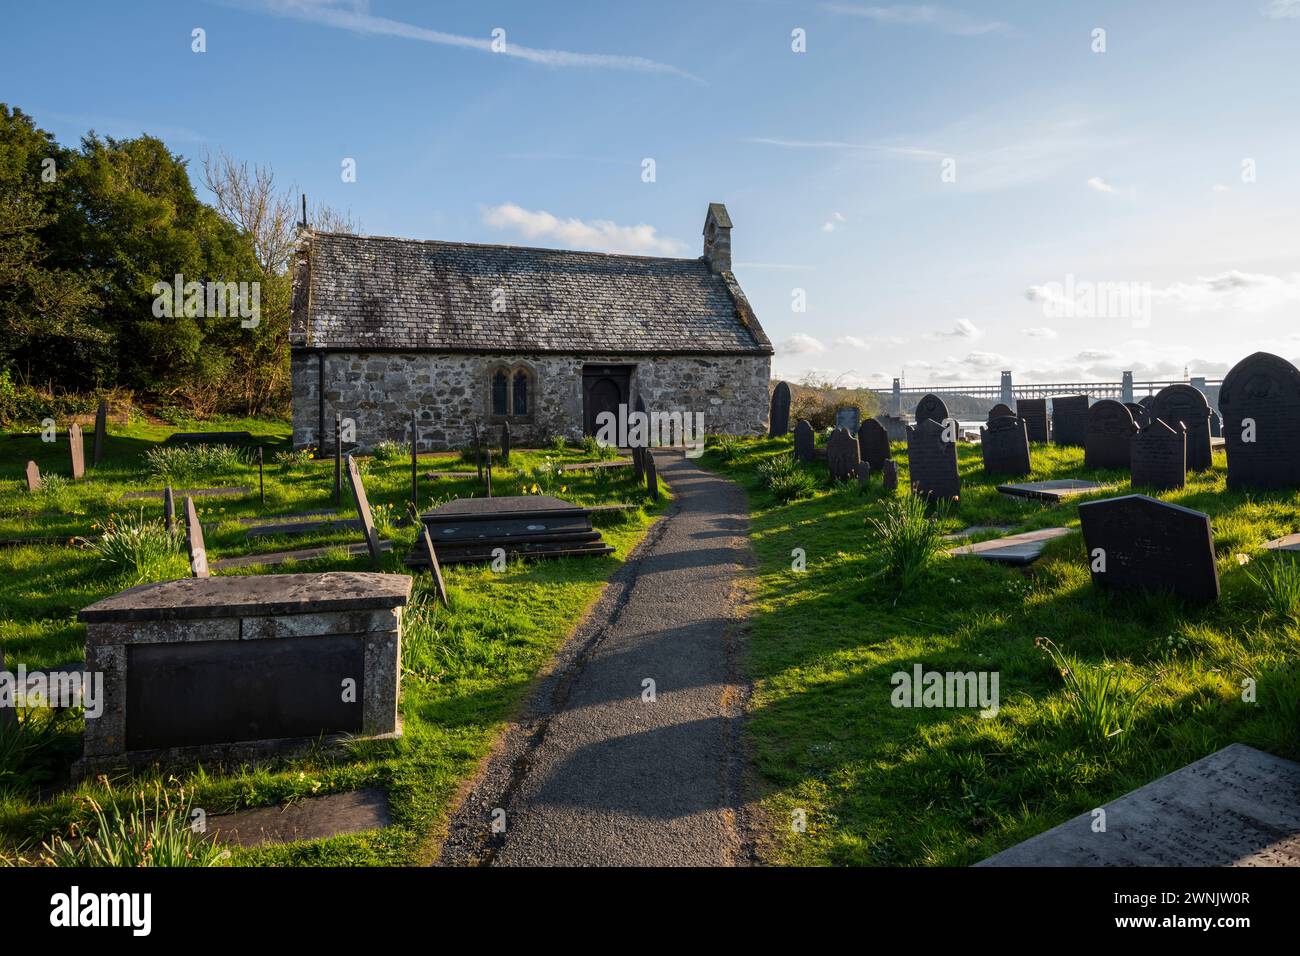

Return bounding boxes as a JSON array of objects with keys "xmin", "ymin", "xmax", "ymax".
[
  {"xmin": 425, "ymin": 494, "xmax": 584, "ymax": 518},
  {"xmin": 996, "ymin": 479, "xmax": 1106, "ymax": 501},
  {"xmin": 946, "ymin": 527, "xmax": 1075, "ymax": 565},
  {"xmin": 78, "ymin": 571, "xmax": 412, "ymax": 623}
]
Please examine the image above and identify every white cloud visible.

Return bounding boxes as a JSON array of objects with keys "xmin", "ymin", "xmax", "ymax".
[
  {"xmin": 821, "ymin": 4, "xmax": 1013, "ymax": 37},
  {"xmin": 822, "ymin": 211, "xmax": 847, "ymax": 232},
  {"xmin": 782, "ymin": 334, "xmax": 828, "ymax": 354},
  {"xmin": 1020, "ymin": 327, "xmax": 1058, "ymax": 338},
  {"xmin": 481, "ymin": 203, "xmax": 685, "ymax": 255},
  {"xmin": 1150, "ymin": 270, "xmax": 1300, "ymax": 313},
  {"xmin": 1076, "ymin": 349, "xmax": 1116, "ymax": 362},
  {"xmin": 1211, "ymin": 184, "xmax": 1230, "ymax": 192},
  {"xmin": 931, "ymin": 318, "xmax": 982, "ymax": 339},
  {"xmin": 963, "ymin": 351, "xmax": 1007, "ymax": 368},
  {"xmin": 248, "ymin": 0, "xmax": 697, "ymax": 79},
  {"xmin": 834, "ymin": 335, "xmax": 870, "ymax": 349},
  {"xmin": 1086, "ymin": 176, "xmax": 1116, "ymax": 194},
  {"xmin": 1263, "ymin": 0, "xmax": 1300, "ymax": 18}
]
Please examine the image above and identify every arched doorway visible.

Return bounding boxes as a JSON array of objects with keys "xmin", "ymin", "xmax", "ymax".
[{"xmin": 582, "ymin": 364, "xmax": 633, "ymax": 436}]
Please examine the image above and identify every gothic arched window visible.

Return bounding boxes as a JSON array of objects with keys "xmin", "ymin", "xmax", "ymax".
[
  {"xmin": 491, "ymin": 369, "xmax": 509, "ymax": 416},
  {"xmin": 513, "ymin": 369, "xmax": 529, "ymax": 416}
]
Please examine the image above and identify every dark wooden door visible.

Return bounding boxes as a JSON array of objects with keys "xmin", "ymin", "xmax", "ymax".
[{"xmin": 582, "ymin": 365, "xmax": 632, "ymax": 436}]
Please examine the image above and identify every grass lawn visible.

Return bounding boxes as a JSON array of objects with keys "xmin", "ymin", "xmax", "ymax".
[
  {"xmin": 700, "ymin": 433, "xmax": 1300, "ymax": 866},
  {"xmin": 0, "ymin": 417, "xmax": 665, "ymax": 865}
]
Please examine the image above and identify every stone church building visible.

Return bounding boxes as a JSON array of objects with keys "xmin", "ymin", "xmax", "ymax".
[{"xmin": 289, "ymin": 203, "xmax": 773, "ymax": 452}]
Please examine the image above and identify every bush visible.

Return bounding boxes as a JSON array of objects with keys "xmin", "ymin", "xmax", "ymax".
[
  {"xmin": 90, "ymin": 509, "xmax": 187, "ymax": 583},
  {"xmin": 144, "ymin": 444, "xmax": 246, "ymax": 483},
  {"xmin": 371, "ymin": 440, "xmax": 406, "ymax": 462},
  {"xmin": 0, "ymin": 370, "xmax": 96, "ymax": 428},
  {"xmin": 527, "ymin": 458, "xmax": 566, "ymax": 497},
  {"xmin": 758, "ymin": 454, "xmax": 816, "ymax": 502},
  {"xmin": 866, "ymin": 493, "xmax": 943, "ymax": 594},
  {"xmin": 786, "ymin": 380, "xmax": 879, "ymax": 432}
]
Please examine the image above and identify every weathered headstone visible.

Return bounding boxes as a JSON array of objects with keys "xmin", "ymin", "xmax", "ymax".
[
  {"xmin": 914, "ymin": 393, "xmax": 949, "ymax": 426},
  {"xmin": 184, "ymin": 496, "xmax": 210, "ymax": 578},
  {"xmin": 1219, "ymin": 351, "xmax": 1300, "ymax": 491},
  {"xmin": 472, "ymin": 422, "xmax": 482, "ymax": 483},
  {"xmin": 1150, "ymin": 383, "xmax": 1212, "ymax": 472},
  {"xmin": 334, "ymin": 412, "xmax": 343, "ymax": 504},
  {"xmin": 882, "ymin": 459, "xmax": 899, "ymax": 492},
  {"xmin": 92, "ymin": 399, "xmax": 107, "ymax": 467},
  {"xmin": 1130, "ymin": 418, "xmax": 1186, "ymax": 491},
  {"xmin": 1050, "ymin": 395, "xmax": 1089, "ymax": 447},
  {"xmin": 420, "ymin": 526, "xmax": 449, "ymax": 607},
  {"xmin": 906, "ymin": 418, "xmax": 960, "ymax": 501},
  {"xmin": 410, "ymin": 419, "xmax": 419, "ymax": 514},
  {"xmin": 68, "ymin": 423, "xmax": 85, "ymax": 480},
  {"xmin": 484, "ymin": 448, "xmax": 494, "ymax": 498},
  {"xmin": 1138, "ymin": 395, "xmax": 1154, "ymax": 411},
  {"xmin": 769, "ymin": 381, "xmax": 791, "ymax": 438},
  {"xmin": 501, "ymin": 421, "xmax": 511, "ymax": 464},
  {"xmin": 792, "ymin": 420, "xmax": 815, "ymax": 462},
  {"xmin": 834, "ymin": 405, "xmax": 861, "ymax": 434},
  {"xmin": 1017, "ymin": 398, "xmax": 1049, "ymax": 443},
  {"xmin": 998, "ymin": 479, "xmax": 1104, "ymax": 501},
  {"xmin": 164, "ymin": 486, "xmax": 176, "ymax": 533},
  {"xmin": 857, "ymin": 419, "xmax": 891, "ymax": 472},
  {"xmin": 24, "ymin": 460, "xmax": 41, "ymax": 492},
  {"xmin": 632, "ymin": 444, "xmax": 645, "ymax": 483},
  {"xmin": 980, "ymin": 415, "xmax": 1031, "ymax": 477},
  {"xmin": 1084, "ymin": 400, "xmax": 1138, "ymax": 469},
  {"xmin": 1124, "ymin": 402, "xmax": 1147, "ymax": 428},
  {"xmin": 1078, "ymin": 494, "xmax": 1219, "ymax": 602},
  {"xmin": 345, "ymin": 455, "xmax": 383, "ymax": 569},
  {"xmin": 987, "ymin": 403, "xmax": 1013, "ymax": 420},
  {"xmin": 856, "ymin": 461, "xmax": 871, "ymax": 489},
  {"xmin": 645, "ymin": 449, "xmax": 659, "ymax": 500},
  {"xmin": 1209, "ymin": 410, "xmax": 1222, "ymax": 438},
  {"xmin": 826, "ymin": 428, "xmax": 860, "ymax": 481},
  {"xmin": 877, "ymin": 415, "xmax": 908, "ymax": 444}
]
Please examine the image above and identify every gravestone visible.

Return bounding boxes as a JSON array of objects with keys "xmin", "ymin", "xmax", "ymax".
[
  {"xmin": 877, "ymin": 415, "xmax": 908, "ymax": 444},
  {"xmin": 906, "ymin": 418, "xmax": 960, "ymax": 501},
  {"xmin": 632, "ymin": 444, "xmax": 645, "ymax": 483},
  {"xmin": 998, "ymin": 479, "xmax": 1104, "ymax": 501},
  {"xmin": 345, "ymin": 455, "xmax": 384, "ymax": 568},
  {"xmin": 24, "ymin": 460, "xmax": 41, "ymax": 492},
  {"xmin": 1130, "ymin": 418, "xmax": 1186, "ymax": 491},
  {"xmin": 93, "ymin": 399, "xmax": 107, "ymax": 467},
  {"xmin": 947, "ymin": 527, "xmax": 1074, "ymax": 566},
  {"xmin": 857, "ymin": 419, "xmax": 891, "ymax": 472},
  {"xmin": 472, "ymin": 422, "xmax": 482, "ymax": 483},
  {"xmin": 184, "ymin": 496, "xmax": 210, "ymax": 578},
  {"xmin": 1209, "ymin": 410, "xmax": 1222, "ymax": 438},
  {"xmin": 0, "ymin": 647, "xmax": 12, "ymax": 730},
  {"xmin": 834, "ymin": 405, "xmax": 861, "ymax": 434},
  {"xmin": 826, "ymin": 428, "xmax": 860, "ymax": 481},
  {"xmin": 792, "ymin": 420, "xmax": 815, "ymax": 462},
  {"xmin": 857, "ymin": 461, "xmax": 871, "ymax": 489},
  {"xmin": 1124, "ymin": 402, "xmax": 1147, "ymax": 428},
  {"xmin": 645, "ymin": 450, "xmax": 659, "ymax": 500},
  {"xmin": 1150, "ymin": 384, "xmax": 1212, "ymax": 472},
  {"xmin": 914, "ymin": 393, "xmax": 949, "ymax": 426},
  {"xmin": 420, "ymin": 526, "xmax": 449, "ymax": 607},
  {"xmin": 68, "ymin": 423, "xmax": 85, "ymax": 480},
  {"xmin": 882, "ymin": 459, "xmax": 898, "ymax": 492},
  {"xmin": 1219, "ymin": 351, "xmax": 1300, "ymax": 491},
  {"xmin": 164, "ymin": 486, "xmax": 176, "ymax": 533},
  {"xmin": 485, "ymin": 449, "xmax": 494, "ymax": 497},
  {"xmin": 980, "ymin": 415, "xmax": 1031, "ymax": 477},
  {"xmin": 501, "ymin": 421, "xmax": 511, "ymax": 464},
  {"xmin": 1084, "ymin": 400, "xmax": 1138, "ymax": 469},
  {"xmin": 1016, "ymin": 398, "xmax": 1049, "ymax": 443},
  {"xmin": 769, "ymin": 381, "xmax": 791, "ymax": 438},
  {"xmin": 987, "ymin": 403, "xmax": 1013, "ymax": 420},
  {"xmin": 1050, "ymin": 395, "xmax": 1089, "ymax": 447},
  {"xmin": 1078, "ymin": 494, "xmax": 1219, "ymax": 601},
  {"xmin": 1138, "ymin": 395, "xmax": 1154, "ymax": 411},
  {"xmin": 334, "ymin": 412, "xmax": 343, "ymax": 504}
]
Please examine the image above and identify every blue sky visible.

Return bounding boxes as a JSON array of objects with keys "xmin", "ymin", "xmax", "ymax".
[{"xmin": 5, "ymin": 0, "xmax": 1300, "ymax": 389}]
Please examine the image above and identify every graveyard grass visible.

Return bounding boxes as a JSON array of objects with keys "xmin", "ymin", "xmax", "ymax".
[
  {"xmin": 701, "ymin": 434, "xmax": 1300, "ymax": 866},
  {"xmin": 0, "ymin": 419, "xmax": 666, "ymax": 866}
]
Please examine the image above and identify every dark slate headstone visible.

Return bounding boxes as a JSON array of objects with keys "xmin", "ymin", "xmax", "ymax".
[
  {"xmin": 769, "ymin": 381, "xmax": 791, "ymax": 438},
  {"xmin": 472, "ymin": 422, "xmax": 482, "ymax": 483},
  {"xmin": 92, "ymin": 399, "xmax": 107, "ymax": 467},
  {"xmin": 1017, "ymin": 398, "xmax": 1049, "ymax": 443},
  {"xmin": 1138, "ymin": 395, "xmax": 1155, "ymax": 410},
  {"xmin": 980, "ymin": 415, "xmax": 1031, "ymax": 477},
  {"xmin": 1219, "ymin": 352, "xmax": 1300, "ymax": 491},
  {"xmin": 501, "ymin": 421, "xmax": 511, "ymax": 464},
  {"xmin": 1150, "ymin": 384, "xmax": 1212, "ymax": 472},
  {"xmin": 420, "ymin": 526, "xmax": 449, "ymax": 608},
  {"xmin": 987, "ymin": 403, "xmax": 1013, "ymax": 420},
  {"xmin": 633, "ymin": 444, "xmax": 645, "ymax": 483},
  {"xmin": 906, "ymin": 418, "xmax": 960, "ymax": 501},
  {"xmin": 184, "ymin": 496, "xmax": 210, "ymax": 578},
  {"xmin": 485, "ymin": 449, "xmax": 494, "ymax": 498},
  {"xmin": 792, "ymin": 420, "xmax": 815, "ymax": 462},
  {"xmin": 1050, "ymin": 395, "xmax": 1089, "ymax": 447},
  {"xmin": 857, "ymin": 461, "xmax": 871, "ymax": 489},
  {"xmin": 24, "ymin": 460, "xmax": 41, "ymax": 492},
  {"xmin": 164, "ymin": 486, "xmax": 176, "ymax": 533},
  {"xmin": 857, "ymin": 419, "xmax": 891, "ymax": 472},
  {"xmin": 409, "ymin": 420, "xmax": 418, "ymax": 514},
  {"xmin": 334, "ymin": 412, "xmax": 343, "ymax": 504},
  {"xmin": 1078, "ymin": 494, "xmax": 1219, "ymax": 602},
  {"xmin": 1130, "ymin": 418, "xmax": 1186, "ymax": 491},
  {"xmin": 1209, "ymin": 410, "xmax": 1222, "ymax": 438},
  {"xmin": 826, "ymin": 428, "xmax": 860, "ymax": 481},
  {"xmin": 882, "ymin": 459, "xmax": 899, "ymax": 492},
  {"xmin": 346, "ymin": 455, "xmax": 383, "ymax": 569},
  {"xmin": 834, "ymin": 405, "xmax": 861, "ymax": 434},
  {"xmin": 68, "ymin": 423, "xmax": 85, "ymax": 480},
  {"xmin": 914, "ymin": 393, "xmax": 949, "ymax": 426},
  {"xmin": 645, "ymin": 450, "xmax": 659, "ymax": 501},
  {"xmin": 877, "ymin": 415, "xmax": 908, "ymax": 444},
  {"xmin": 1084, "ymin": 400, "xmax": 1138, "ymax": 469},
  {"xmin": 1124, "ymin": 402, "xmax": 1147, "ymax": 427}
]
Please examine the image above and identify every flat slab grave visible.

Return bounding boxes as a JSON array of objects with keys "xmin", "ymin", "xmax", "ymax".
[
  {"xmin": 941, "ymin": 525, "xmax": 1015, "ymax": 541},
  {"xmin": 1078, "ymin": 494, "xmax": 1219, "ymax": 602},
  {"xmin": 207, "ymin": 788, "xmax": 391, "ymax": 849},
  {"xmin": 74, "ymin": 571, "xmax": 411, "ymax": 778},
  {"xmin": 163, "ymin": 431, "xmax": 256, "ymax": 445},
  {"xmin": 997, "ymin": 479, "xmax": 1106, "ymax": 501},
  {"xmin": 1261, "ymin": 533, "xmax": 1300, "ymax": 552},
  {"xmin": 212, "ymin": 540, "xmax": 394, "ymax": 570},
  {"xmin": 946, "ymin": 527, "xmax": 1075, "ymax": 565},
  {"xmin": 978, "ymin": 744, "xmax": 1300, "ymax": 866},
  {"xmin": 122, "ymin": 486, "xmax": 251, "ymax": 500}
]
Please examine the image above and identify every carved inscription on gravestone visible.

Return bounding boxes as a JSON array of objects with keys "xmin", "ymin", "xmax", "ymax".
[
  {"xmin": 1084, "ymin": 400, "xmax": 1138, "ymax": 469},
  {"xmin": 1150, "ymin": 384, "xmax": 1212, "ymax": 472},
  {"xmin": 907, "ymin": 418, "xmax": 960, "ymax": 501},
  {"xmin": 1130, "ymin": 418, "xmax": 1186, "ymax": 491},
  {"xmin": 1078, "ymin": 494, "xmax": 1219, "ymax": 602},
  {"xmin": 980, "ymin": 415, "xmax": 1031, "ymax": 477},
  {"xmin": 1219, "ymin": 351, "xmax": 1300, "ymax": 491},
  {"xmin": 1016, "ymin": 398, "xmax": 1049, "ymax": 443}
]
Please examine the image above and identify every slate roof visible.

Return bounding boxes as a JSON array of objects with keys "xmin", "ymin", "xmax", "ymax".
[{"xmin": 290, "ymin": 231, "xmax": 772, "ymax": 355}]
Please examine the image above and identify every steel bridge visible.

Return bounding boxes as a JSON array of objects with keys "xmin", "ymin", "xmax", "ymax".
[{"xmin": 875, "ymin": 370, "xmax": 1223, "ymax": 413}]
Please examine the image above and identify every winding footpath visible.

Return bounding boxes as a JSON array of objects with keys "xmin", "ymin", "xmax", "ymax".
[{"xmin": 439, "ymin": 451, "xmax": 755, "ymax": 866}]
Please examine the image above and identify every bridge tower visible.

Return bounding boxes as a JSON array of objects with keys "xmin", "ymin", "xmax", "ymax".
[
  {"xmin": 1000, "ymin": 371, "xmax": 1014, "ymax": 405},
  {"xmin": 891, "ymin": 378, "xmax": 902, "ymax": 415},
  {"xmin": 1121, "ymin": 371, "xmax": 1134, "ymax": 403}
]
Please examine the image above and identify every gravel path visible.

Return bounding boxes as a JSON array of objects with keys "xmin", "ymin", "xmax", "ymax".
[{"xmin": 438, "ymin": 451, "xmax": 755, "ymax": 867}]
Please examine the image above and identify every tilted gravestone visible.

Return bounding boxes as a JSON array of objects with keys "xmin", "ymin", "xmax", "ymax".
[
  {"xmin": 857, "ymin": 419, "xmax": 891, "ymax": 472},
  {"xmin": 1210, "ymin": 410, "xmax": 1222, "ymax": 438},
  {"xmin": 645, "ymin": 449, "xmax": 659, "ymax": 501},
  {"xmin": 184, "ymin": 496, "xmax": 210, "ymax": 578},
  {"xmin": 1131, "ymin": 418, "xmax": 1186, "ymax": 491},
  {"xmin": 1079, "ymin": 494, "xmax": 1219, "ymax": 602},
  {"xmin": 1050, "ymin": 395, "xmax": 1089, "ymax": 447},
  {"xmin": 501, "ymin": 421, "xmax": 511, "ymax": 464},
  {"xmin": 1124, "ymin": 402, "xmax": 1148, "ymax": 428},
  {"xmin": 93, "ymin": 399, "xmax": 108, "ymax": 467},
  {"xmin": 164, "ymin": 486, "xmax": 176, "ymax": 533},
  {"xmin": 1084, "ymin": 400, "xmax": 1138, "ymax": 469},
  {"xmin": 792, "ymin": 420, "xmax": 815, "ymax": 462},
  {"xmin": 1150, "ymin": 384, "xmax": 1212, "ymax": 472},
  {"xmin": 914, "ymin": 393, "xmax": 949, "ymax": 426},
  {"xmin": 857, "ymin": 461, "xmax": 871, "ymax": 489},
  {"xmin": 987, "ymin": 403, "xmax": 1013, "ymax": 420},
  {"xmin": 907, "ymin": 418, "xmax": 960, "ymax": 501},
  {"xmin": 68, "ymin": 423, "xmax": 85, "ymax": 480},
  {"xmin": 346, "ymin": 455, "xmax": 384, "ymax": 568},
  {"xmin": 1017, "ymin": 398, "xmax": 1049, "ymax": 443},
  {"xmin": 826, "ymin": 428, "xmax": 860, "ymax": 482},
  {"xmin": 24, "ymin": 460, "xmax": 42, "ymax": 492},
  {"xmin": 769, "ymin": 381, "xmax": 791, "ymax": 438},
  {"xmin": 420, "ymin": 526, "xmax": 449, "ymax": 607},
  {"xmin": 1219, "ymin": 351, "xmax": 1300, "ymax": 491},
  {"xmin": 980, "ymin": 415, "xmax": 1031, "ymax": 477},
  {"xmin": 834, "ymin": 405, "xmax": 861, "ymax": 434},
  {"xmin": 882, "ymin": 459, "xmax": 899, "ymax": 492}
]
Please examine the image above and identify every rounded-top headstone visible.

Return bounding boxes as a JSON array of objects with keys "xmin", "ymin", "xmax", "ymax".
[
  {"xmin": 1219, "ymin": 351, "xmax": 1300, "ymax": 490},
  {"xmin": 769, "ymin": 381, "xmax": 792, "ymax": 438},
  {"xmin": 857, "ymin": 419, "xmax": 891, "ymax": 471},
  {"xmin": 915, "ymin": 393, "xmax": 949, "ymax": 425},
  {"xmin": 1150, "ymin": 384, "xmax": 1212, "ymax": 472},
  {"xmin": 1084, "ymin": 400, "xmax": 1138, "ymax": 469},
  {"xmin": 987, "ymin": 403, "xmax": 1013, "ymax": 420}
]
